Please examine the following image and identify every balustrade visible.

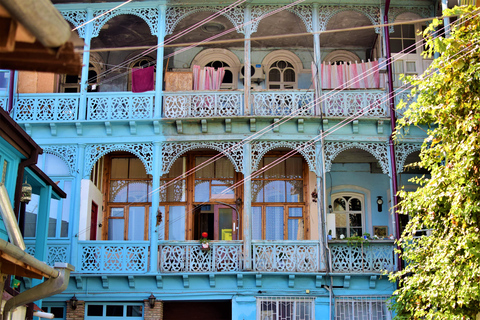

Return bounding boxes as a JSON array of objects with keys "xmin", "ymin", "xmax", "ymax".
[
  {"xmin": 252, "ymin": 91, "xmax": 314, "ymax": 116},
  {"xmin": 163, "ymin": 91, "xmax": 243, "ymax": 118},
  {"xmin": 252, "ymin": 241, "xmax": 319, "ymax": 272},
  {"xmin": 329, "ymin": 240, "xmax": 395, "ymax": 273},
  {"xmin": 25, "ymin": 241, "xmax": 70, "ymax": 267},
  {"xmin": 87, "ymin": 92, "xmax": 155, "ymax": 120},
  {"xmin": 13, "ymin": 93, "xmax": 79, "ymax": 122},
  {"xmin": 1, "ymin": 97, "xmax": 8, "ymax": 111},
  {"xmin": 78, "ymin": 241, "xmax": 149, "ymax": 273},
  {"xmin": 323, "ymin": 90, "xmax": 387, "ymax": 117},
  {"xmin": 159, "ymin": 241, "xmax": 243, "ymax": 273}
]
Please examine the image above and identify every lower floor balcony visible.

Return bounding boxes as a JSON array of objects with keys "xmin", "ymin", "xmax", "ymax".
[{"xmin": 26, "ymin": 239, "xmax": 396, "ymax": 275}]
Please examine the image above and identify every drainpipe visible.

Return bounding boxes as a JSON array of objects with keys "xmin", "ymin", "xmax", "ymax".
[
  {"xmin": 7, "ymin": 70, "xmax": 14, "ymax": 114},
  {"xmin": 0, "ymin": 240, "xmax": 74, "ymax": 320},
  {"xmin": 383, "ymin": 0, "xmax": 402, "ymax": 271}
]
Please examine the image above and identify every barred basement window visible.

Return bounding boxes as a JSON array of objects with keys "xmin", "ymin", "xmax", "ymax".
[
  {"xmin": 335, "ymin": 296, "xmax": 392, "ymax": 320},
  {"xmin": 257, "ymin": 296, "xmax": 314, "ymax": 320}
]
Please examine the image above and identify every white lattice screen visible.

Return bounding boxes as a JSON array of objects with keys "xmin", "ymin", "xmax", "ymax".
[
  {"xmin": 334, "ymin": 296, "xmax": 392, "ymax": 320},
  {"xmin": 257, "ymin": 296, "xmax": 315, "ymax": 320}
]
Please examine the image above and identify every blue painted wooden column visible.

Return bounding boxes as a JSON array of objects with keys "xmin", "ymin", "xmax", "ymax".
[
  {"xmin": 243, "ymin": 5, "xmax": 252, "ymax": 116},
  {"xmin": 312, "ymin": 3, "xmax": 323, "ymax": 115},
  {"xmin": 154, "ymin": 5, "xmax": 166, "ymax": 119},
  {"xmin": 78, "ymin": 9, "xmax": 93, "ymax": 121},
  {"xmin": 243, "ymin": 142, "xmax": 252, "ymax": 270},
  {"xmin": 150, "ymin": 141, "xmax": 162, "ymax": 272},
  {"xmin": 71, "ymin": 143, "xmax": 85, "ymax": 268}
]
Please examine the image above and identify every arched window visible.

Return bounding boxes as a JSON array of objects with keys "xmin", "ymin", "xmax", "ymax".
[
  {"xmin": 59, "ymin": 63, "xmax": 100, "ymax": 93},
  {"xmin": 192, "ymin": 49, "xmax": 241, "ymax": 90},
  {"xmin": 267, "ymin": 60, "xmax": 296, "ymax": 90},
  {"xmin": 332, "ymin": 194, "xmax": 364, "ymax": 238}
]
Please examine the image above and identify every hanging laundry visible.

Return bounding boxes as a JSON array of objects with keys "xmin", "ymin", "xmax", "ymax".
[{"xmin": 132, "ymin": 66, "xmax": 155, "ymax": 92}]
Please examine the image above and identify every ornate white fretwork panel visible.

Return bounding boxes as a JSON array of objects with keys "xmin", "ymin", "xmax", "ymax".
[
  {"xmin": 324, "ymin": 141, "xmax": 390, "ymax": 174},
  {"xmin": 395, "ymin": 143, "xmax": 422, "ymax": 173},
  {"xmin": 61, "ymin": 10, "xmax": 88, "ymax": 38},
  {"xmin": 165, "ymin": 6, "xmax": 245, "ymax": 35},
  {"xmin": 250, "ymin": 5, "xmax": 313, "ymax": 33},
  {"xmin": 84, "ymin": 143, "xmax": 153, "ymax": 177},
  {"xmin": 251, "ymin": 141, "xmax": 316, "ymax": 173},
  {"xmin": 161, "ymin": 141, "xmax": 244, "ymax": 174},
  {"xmin": 318, "ymin": 6, "xmax": 381, "ymax": 33},
  {"xmin": 388, "ymin": 6, "xmax": 434, "ymax": 32},
  {"xmin": 42, "ymin": 145, "xmax": 78, "ymax": 175},
  {"xmin": 90, "ymin": 7, "xmax": 159, "ymax": 37}
]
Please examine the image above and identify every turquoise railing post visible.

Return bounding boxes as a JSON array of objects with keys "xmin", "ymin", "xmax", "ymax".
[
  {"xmin": 154, "ymin": 5, "xmax": 166, "ymax": 119},
  {"xmin": 78, "ymin": 8, "xmax": 93, "ymax": 121}
]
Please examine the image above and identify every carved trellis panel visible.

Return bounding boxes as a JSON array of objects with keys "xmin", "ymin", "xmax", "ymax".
[
  {"xmin": 388, "ymin": 6, "xmax": 434, "ymax": 32},
  {"xmin": 165, "ymin": 6, "xmax": 245, "ymax": 35},
  {"xmin": 317, "ymin": 6, "xmax": 381, "ymax": 33},
  {"xmin": 61, "ymin": 10, "xmax": 88, "ymax": 38},
  {"xmin": 250, "ymin": 5, "xmax": 313, "ymax": 33},
  {"xmin": 85, "ymin": 143, "xmax": 153, "ymax": 177},
  {"xmin": 251, "ymin": 141, "xmax": 317, "ymax": 173},
  {"xmin": 161, "ymin": 141, "xmax": 244, "ymax": 174},
  {"xmin": 395, "ymin": 143, "xmax": 422, "ymax": 173},
  {"xmin": 91, "ymin": 7, "xmax": 160, "ymax": 37},
  {"xmin": 42, "ymin": 145, "xmax": 78, "ymax": 175},
  {"xmin": 324, "ymin": 141, "xmax": 390, "ymax": 174}
]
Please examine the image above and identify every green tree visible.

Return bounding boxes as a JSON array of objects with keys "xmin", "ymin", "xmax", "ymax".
[{"xmin": 390, "ymin": 6, "xmax": 480, "ymax": 320}]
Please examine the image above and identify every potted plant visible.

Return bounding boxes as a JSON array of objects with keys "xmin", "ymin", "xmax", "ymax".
[
  {"xmin": 199, "ymin": 232, "xmax": 211, "ymax": 251},
  {"xmin": 327, "ymin": 230, "xmax": 333, "ymax": 241}
]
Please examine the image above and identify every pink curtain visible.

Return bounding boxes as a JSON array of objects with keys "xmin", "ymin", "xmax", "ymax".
[
  {"xmin": 193, "ymin": 65, "xmax": 225, "ymax": 90},
  {"xmin": 320, "ymin": 60, "xmax": 381, "ymax": 89}
]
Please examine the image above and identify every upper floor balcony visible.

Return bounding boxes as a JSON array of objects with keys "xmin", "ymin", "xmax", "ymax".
[{"xmin": 7, "ymin": 88, "xmax": 389, "ymax": 124}]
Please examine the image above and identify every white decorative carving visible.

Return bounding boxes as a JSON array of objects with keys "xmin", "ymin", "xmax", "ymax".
[
  {"xmin": 250, "ymin": 5, "xmax": 313, "ymax": 33},
  {"xmin": 388, "ymin": 6, "xmax": 434, "ymax": 32},
  {"xmin": 251, "ymin": 141, "xmax": 317, "ymax": 173},
  {"xmin": 395, "ymin": 143, "xmax": 422, "ymax": 173},
  {"xmin": 324, "ymin": 141, "xmax": 390, "ymax": 174},
  {"xmin": 165, "ymin": 6, "xmax": 245, "ymax": 35},
  {"xmin": 61, "ymin": 10, "xmax": 88, "ymax": 38},
  {"xmin": 42, "ymin": 145, "xmax": 78, "ymax": 175},
  {"xmin": 85, "ymin": 143, "xmax": 153, "ymax": 177},
  {"xmin": 91, "ymin": 7, "xmax": 159, "ymax": 37},
  {"xmin": 318, "ymin": 6, "xmax": 381, "ymax": 33},
  {"xmin": 162, "ymin": 141, "xmax": 244, "ymax": 174}
]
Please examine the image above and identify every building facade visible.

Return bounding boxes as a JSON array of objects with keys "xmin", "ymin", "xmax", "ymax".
[{"xmin": 1, "ymin": 0, "xmax": 445, "ymax": 318}]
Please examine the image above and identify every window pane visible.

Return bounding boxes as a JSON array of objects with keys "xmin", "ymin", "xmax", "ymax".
[
  {"xmin": 286, "ymin": 180, "xmax": 303, "ymax": 202},
  {"xmin": 349, "ymin": 198, "xmax": 362, "ymax": 211},
  {"xmin": 129, "ymin": 158, "xmax": 147, "ymax": 179},
  {"xmin": 163, "ymin": 179, "xmax": 186, "ymax": 202},
  {"xmin": 111, "ymin": 158, "xmax": 129, "ymax": 179},
  {"xmin": 48, "ymin": 199, "xmax": 59, "ymax": 237},
  {"xmin": 264, "ymin": 157, "xmax": 284, "ymax": 179},
  {"xmin": 215, "ymin": 157, "xmax": 234, "ymax": 179},
  {"xmin": 194, "ymin": 181, "xmax": 209, "ymax": 202},
  {"xmin": 50, "ymin": 307, "xmax": 64, "ymax": 318},
  {"xmin": 284, "ymin": 69, "xmax": 295, "ymax": 82},
  {"xmin": 60, "ymin": 181, "xmax": 71, "ymax": 237},
  {"xmin": 403, "ymin": 39, "xmax": 416, "ymax": 53},
  {"xmin": 252, "ymin": 207, "xmax": 262, "ymax": 240},
  {"xmin": 25, "ymin": 194, "xmax": 40, "ymax": 238},
  {"xmin": 127, "ymin": 305, "xmax": 143, "ymax": 317},
  {"xmin": 269, "ymin": 69, "xmax": 280, "ymax": 82},
  {"xmin": 110, "ymin": 207, "xmax": 124, "ymax": 217},
  {"xmin": 211, "ymin": 185, "xmax": 234, "ymax": 200},
  {"xmin": 285, "ymin": 157, "xmax": 302, "ymax": 178},
  {"xmin": 288, "ymin": 219, "xmax": 300, "ymax": 240},
  {"xmin": 106, "ymin": 305, "xmax": 123, "ymax": 316},
  {"xmin": 44, "ymin": 154, "xmax": 69, "ymax": 176},
  {"xmin": 169, "ymin": 206, "xmax": 185, "ymax": 240},
  {"xmin": 350, "ymin": 213, "xmax": 362, "ymax": 227},
  {"xmin": 333, "ymin": 198, "xmax": 346, "ymax": 211},
  {"xmin": 110, "ymin": 181, "xmax": 128, "ymax": 202},
  {"xmin": 195, "ymin": 157, "xmax": 214, "ymax": 178},
  {"xmin": 223, "ymin": 70, "xmax": 233, "ymax": 84},
  {"xmin": 108, "ymin": 219, "xmax": 124, "ymax": 240},
  {"xmin": 390, "ymin": 39, "xmax": 403, "ymax": 53},
  {"xmin": 289, "ymin": 207, "xmax": 303, "ymax": 217},
  {"xmin": 391, "ymin": 25, "xmax": 402, "ymax": 37},
  {"xmin": 264, "ymin": 180, "xmax": 286, "ymax": 202},
  {"xmin": 252, "ymin": 180, "xmax": 264, "ymax": 202},
  {"xmin": 87, "ymin": 305, "xmax": 103, "ymax": 316},
  {"xmin": 402, "ymin": 24, "xmax": 416, "ymax": 38},
  {"xmin": 128, "ymin": 207, "xmax": 145, "ymax": 241},
  {"xmin": 128, "ymin": 182, "xmax": 148, "ymax": 202},
  {"xmin": 218, "ymin": 208, "xmax": 233, "ymax": 240},
  {"xmin": 265, "ymin": 207, "xmax": 283, "ymax": 240},
  {"xmin": 164, "ymin": 157, "xmax": 186, "ymax": 179}
]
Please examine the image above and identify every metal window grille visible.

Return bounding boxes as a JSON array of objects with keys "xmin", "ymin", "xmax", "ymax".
[
  {"xmin": 335, "ymin": 296, "xmax": 392, "ymax": 320},
  {"xmin": 257, "ymin": 296, "xmax": 314, "ymax": 320}
]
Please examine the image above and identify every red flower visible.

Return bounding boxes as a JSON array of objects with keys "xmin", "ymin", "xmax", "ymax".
[{"xmin": 201, "ymin": 232, "xmax": 208, "ymax": 238}]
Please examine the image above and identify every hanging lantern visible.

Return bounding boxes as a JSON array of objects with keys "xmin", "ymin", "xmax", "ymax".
[{"xmin": 20, "ymin": 179, "xmax": 32, "ymax": 203}]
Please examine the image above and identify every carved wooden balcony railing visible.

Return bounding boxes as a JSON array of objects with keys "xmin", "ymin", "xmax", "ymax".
[
  {"xmin": 163, "ymin": 91, "xmax": 243, "ymax": 118},
  {"xmin": 329, "ymin": 240, "xmax": 396, "ymax": 273},
  {"xmin": 87, "ymin": 92, "xmax": 155, "ymax": 120},
  {"xmin": 13, "ymin": 93, "xmax": 79, "ymax": 122},
  {"xmin": 251, "ymin": 90, "xmax": 315, "ymax": 116},
  {"xmin": 252, "ymin": 240, "xmax": 320, "ymax": 272},
  {"xmin": 158, "ymin": 241, "xmax": 243, "ymax": 273},
  {"xmin": 25, "ymin": 240, "xmax": 70, "ymax": 267},
  {"xmin": 323, "ymin": 90, "xmax": 388, "ymax": 118}
]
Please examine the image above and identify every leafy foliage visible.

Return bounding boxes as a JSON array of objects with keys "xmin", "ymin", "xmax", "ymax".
[{"xmin": 390, "ymin": 6, "xmax": 480, "ymax": 320}]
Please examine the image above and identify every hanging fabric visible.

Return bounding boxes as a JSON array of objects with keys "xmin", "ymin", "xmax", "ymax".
[
  {"xmin": 193, "ymin": 65, "xmax": 225, "ymax": 90},
  {"xmin": 132, "ymin": 66, "xmax": 155, "ymax": 92},
  {"xmin": 321, "ymin": 60, "xmax": 381, "ymax": 89}
]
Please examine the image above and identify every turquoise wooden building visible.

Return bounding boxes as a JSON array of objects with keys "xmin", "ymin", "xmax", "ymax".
[{"xmin": 1, "ymin": 0, "xmax": 449, "ymax": 318}]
